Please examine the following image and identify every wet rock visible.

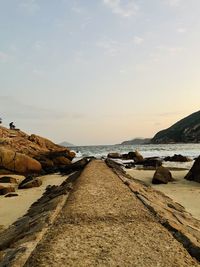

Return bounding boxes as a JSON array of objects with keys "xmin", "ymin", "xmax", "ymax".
[
  {"xmin": 0, "ymin": 176, "xmax": 17, "ymax": 184},
  {"xmin": 18, "ymin": 176, "xmax": 42, "ymax": 189},
  {"xmin": 107, "ymin": 153, "xmax": 122, "ymax": 159},
  {"xmin": 4, "ymin": 193, "xmax": 18, "ymax": 198},
  {"xmin": 164, "ymin": 154, "xmax": 192, "ymax": 162},
  {"xmin": 135, "ymin": 157, "xmax": 162, "ymax": 168},
  {"xmin": 0, "ymin": 185, "xmax": 15, "ymax": 195},
  {"xmin": 185, "ymin": 156, "xmax": 200, "ymax": 183},
  {"xmin": 152, "ymin": 166, "xmax": 174, "ymax": 184}
]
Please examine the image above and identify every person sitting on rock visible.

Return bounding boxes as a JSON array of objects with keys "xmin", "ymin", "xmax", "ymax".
[{"xmin": 9, "ymin": 122, "xmax": 16, "ymax": 130}]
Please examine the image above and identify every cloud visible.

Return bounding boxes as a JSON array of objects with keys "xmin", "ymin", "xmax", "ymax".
[
  {"xmin": 103, "ymin": 0, "xmax": 139, "ymax": 18},
  {"xmin": 33, "ymin": 41, "xmax": 45, "ymax": 51},
  {"xmin": 0, "ymin": 52, "xmax": 9, "ymax": 63},
  {"xmin": 0, "ymin": 96, "xmax": 84, "ymax": 122},
  {"xmin": 177, "ymin": 27, "xmax": 187, "ymax": 33},
  {"xmin": 133, "ymin": 36, "xmax": 144, "ymax": 45},
  {"xmin": 18, "ymin": 0, "xmax": 40, "ymax": 15},
  {"xmin": 166, "ymin": 0, "xmax": 182, "ymax": 7},
  {"xmin": 96, "ymin": 39, "xmax": 121, "ymax": 56},
  {"xmin": 156, "ymin": 45, "xmax": 184, "ymax": 54}
]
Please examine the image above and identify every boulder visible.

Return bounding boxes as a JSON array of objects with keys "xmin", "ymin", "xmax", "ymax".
[
  {"xmin": 152, "ymin": 166, "xmax": 174, "ymax": 184},
  {"xmin": 107, "ymin": 153, "xmax": 122, "ymax": 159},
  {"xmin": 0, "ymin": 147, "xmax": 42, "ymax": 175},
  {"xmin": 122, "ymin": 151, "xmax": 144, "ymax": 161},
  {"xmin": 0, "ymin": 185, "xmax": 15, "ymax": 195},
  {"xmin": 52, "ymin": 156, "xmax": 71, "ymax": 166},
  {"xmin": 133, "ymin": 150, "xmax": 144, "ymax": 162},
  {"xmin": 0, "ymin": 176, "xmax": 17, "ymax": 184},
  {"xmin": 135, "ymin": 157, "xmax": 162, "ymax": 168},
  {"xmin": 185, "ymin": 156, "xmax": 200, "ymax": 183},
  {"xmin": 164, "ymin": 154, "xmax": 192, "ymax": 162},
  {"xmin": 18, "ymin": 176, "xmax": 42, "ymax": 189}
]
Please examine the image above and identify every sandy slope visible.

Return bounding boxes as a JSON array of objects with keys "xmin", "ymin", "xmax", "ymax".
[
  {"xmin": 26, "ymin": 160, "xmax": 199, "ymax": 267},
  {"xmin": 126, "ymin": 169, "xmax": 200, "ymax": 220}
]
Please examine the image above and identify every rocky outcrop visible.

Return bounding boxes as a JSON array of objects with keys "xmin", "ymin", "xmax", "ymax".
[
  {"xmin": 152, "ymin": 110, "xmax": 200, "ymax": 143},
  {"xmin": 152, "ymin": 166, "xmax": 174, "ymax": 184},
  {"xmin": 135, "ymin": 157, "xmax": 162, "ymax": 168},
  {"xmin": 164, "ymin": 154, "xmax": 192, "ymax": 162},
  {"xmin": 0, "ymin": 147, "xmax": 42, "ymax": 175},
  {"xmin": 185, "ymin": 156, "xmax": 200, "ymax": 183},
  {"xmin": 0, "ymin": 126, "xmax": 75, "ymax": 174}
]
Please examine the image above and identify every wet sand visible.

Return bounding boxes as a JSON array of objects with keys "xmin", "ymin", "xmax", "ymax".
[{"xmin": 126, "ymin": 168, "xmax": 200, "ymax": 220}]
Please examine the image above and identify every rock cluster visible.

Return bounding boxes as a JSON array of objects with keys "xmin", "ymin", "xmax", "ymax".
[
  {"xmin": 0, "ymin": 126, "xmax": 75, "ymax": 175},
  {"xmin": 164, "ymin": 154, "xmax": 192, "ymax": 162}
]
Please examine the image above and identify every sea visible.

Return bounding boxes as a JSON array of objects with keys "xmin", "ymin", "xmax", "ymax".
[{"xmin": 70, "ymin": 143, "xmax": 200, "ymax": 169}]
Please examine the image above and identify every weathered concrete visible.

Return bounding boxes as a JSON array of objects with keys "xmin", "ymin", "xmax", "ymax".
[{"xmin": 26, "ymin": 160, "xmax": 199, "ymax": 267}]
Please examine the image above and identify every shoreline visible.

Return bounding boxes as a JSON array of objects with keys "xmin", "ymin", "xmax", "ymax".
[{"xmin": 126, "ymin": 168, "xmax": 200, "ymax": 220}]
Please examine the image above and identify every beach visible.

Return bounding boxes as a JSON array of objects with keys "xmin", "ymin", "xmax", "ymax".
[
  {"xmin": 126, "ymin": 168, "xmax": 200, "ymax": 220},
  {"xmin": 0, "ymin": 174, "xmax": 67, "ymax": 230}
]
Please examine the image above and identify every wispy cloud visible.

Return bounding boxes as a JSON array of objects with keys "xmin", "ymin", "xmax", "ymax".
[
  {"xmin": 0, "ymin": 96, "xmax": 84, "ymax": 121},
  {"xmin": 133, "ymin": 36, "xmax": 144, "ymax": 45},
  {"xmin": 156, "ymin": 45, "xmax": 184, "ymax": 55},
  {"xmin": 103, "ymin": 0, "xmax": 139, "ymax": 18},
  {"xmin": 96, "ymin": 39, "xmax": 121, "ymax": 56},
  {"xmin": 166, "ymin": 0, "xmax": 182, "ymax": 7},
  {"xmin": 33, "ymin": 41, "xmax": 45, "ymax": 51},
  {"xmin": 177, "ymin": 27, "xmax": 187, "ymax": 33},
  {"xmin": 18, "ymin": 0, "xmax": 40, "ymax": 15},
  {"xmin": 0, "ymin": 52, "xmax": 9, "ymax": 63}
]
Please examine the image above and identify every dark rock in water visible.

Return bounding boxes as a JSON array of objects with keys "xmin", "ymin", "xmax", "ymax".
[
  {"xmin": 0, "ymin": 185, "xmax": 15, "ymax": 195},
  {"xmin": 107, "ymin": 153, "xmax": 122, "ymax": 159},
  {"xmin": 124, "ymin": 162, "xmax": 135, "ymax": 169},
  {"xmin": 152, "ymin": 166, "xmax": 174, "ymax": 184},
  {"xmin": 185, "ymin": 156, "xmax": 200, "ymax": 183},
  {"xmin": 135, "ymin": 157, "xmax": 162, "ymax": 168},
  {"xmin": 0, "ymin": 176, "xmax": 17, "ymax": 184},
  {"xmin": 18, "ymin": 176, "xmax": 42, "ymax": 189},
  {"xmin": 122, "ymin": 151, "xmax": 144, "ymax": 162},
  {"xmin": 4, "ymin": 193, "xmax": 18, "ymax": 198},
  {"xmin": 164, "ymin": 154, "xmax": 192, "ymax": 162}
]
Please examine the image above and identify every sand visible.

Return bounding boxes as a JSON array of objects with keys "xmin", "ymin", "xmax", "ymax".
[
  {"xmin": 126, "ymin": 168, "xmax": 200, "ymax": 220},
  {"xmin": 0, "ymin": 174, "xmax": 67, "ymax": 229}
]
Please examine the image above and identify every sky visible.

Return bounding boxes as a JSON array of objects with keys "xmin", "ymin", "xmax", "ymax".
[{"xmin": 0, "ymin": 0, "xmax": 200, "ymax": 145}]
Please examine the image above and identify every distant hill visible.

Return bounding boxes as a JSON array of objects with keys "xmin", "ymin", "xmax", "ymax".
[
  {"xmin": 151, "ymin": 110, "xmax": 200, "ymax": 143},
  {"xmin": 121, "ymin": 138, "xmax": 151, "ymax": 145},
  {"xmin": 59, "ymin": 141, "xmax": 75, "ymax": 147}
]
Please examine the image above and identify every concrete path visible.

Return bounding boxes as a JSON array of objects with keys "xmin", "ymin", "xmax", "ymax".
[{"xmin": 26, "ymin": 160, "xmax": 199, "ymax": 267}]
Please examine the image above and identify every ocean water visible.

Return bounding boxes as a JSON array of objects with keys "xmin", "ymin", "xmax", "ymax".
[
  {"xmin": 70, "ymin": 143, "xmax": 200, "ymax": 159},
  {"xmin": 70, "ymin": 143, "xmax": 200, "ymax": 169}
]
